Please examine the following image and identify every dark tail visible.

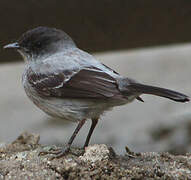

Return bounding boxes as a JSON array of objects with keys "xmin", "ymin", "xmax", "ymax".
[{"xmin": 129, "ymin": 83, "xmax": 190, "ymax": 103}]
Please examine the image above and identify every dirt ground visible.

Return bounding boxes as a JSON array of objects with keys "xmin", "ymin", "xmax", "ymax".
[{"xmin": 0, "ymin": 132, "xmax": 191, "ymax": 180}]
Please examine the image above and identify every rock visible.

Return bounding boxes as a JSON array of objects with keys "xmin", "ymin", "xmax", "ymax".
[
  {"xmin": 0, "ymin": 132, "xmax": 191, "ymax": 179},
  {"xmin": 12, "ymin": 131, "xmax": 40, "ymax": 145},
  {"xmin": 79, "ymin": 144, "xmax": 110, "ymax": 163}
]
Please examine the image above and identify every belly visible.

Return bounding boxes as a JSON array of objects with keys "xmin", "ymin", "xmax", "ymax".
[
  {"xmin": 25, "ymin": 91, "xmax": 118, "ymax": 122},
  {"xmin": 23, "ymin": 82, "xmax": 111, "ymax": 121},
  {"xmin": 22, "ymin": 74, "xmax": 134, "ymax": 121}
]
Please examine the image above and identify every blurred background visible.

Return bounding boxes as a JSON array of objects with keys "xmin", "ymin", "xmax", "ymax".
[{"xmin": 0, "ymin": 0, "xmax": 191, "ymax": 154}]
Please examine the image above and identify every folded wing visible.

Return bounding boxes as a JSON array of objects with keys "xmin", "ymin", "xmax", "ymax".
[{"xmin": 27, "ymin": 67, "xmax": 122, "ymax": 99}]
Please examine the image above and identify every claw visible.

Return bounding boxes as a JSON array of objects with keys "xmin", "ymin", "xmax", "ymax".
[{"xmin": 39, "ymin": 146, "xmax": 70, "ymax": 158}]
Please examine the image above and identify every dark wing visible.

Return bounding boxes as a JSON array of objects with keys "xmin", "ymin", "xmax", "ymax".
[{"xmin": 27, "ymin": 67, "xmax": 122, "ymax": 99}]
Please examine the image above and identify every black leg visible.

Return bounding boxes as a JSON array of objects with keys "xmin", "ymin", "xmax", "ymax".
[
  {"xmin": 67, "ymin": 119, "xmax": 86, "ymax": 147},
  {"xmin": 55, "ymin": 118, "xmax": 86, "ymax": 157},
  {"xmin": 83, "ymin": 118, "xmax": 98, "ymax": 148}
]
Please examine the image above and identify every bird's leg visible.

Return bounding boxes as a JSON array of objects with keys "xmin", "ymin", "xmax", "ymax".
[
  {"xmin": 55, "ymin": 118, "xmax": 86, "ymax": 157},
  {"xmin": 40, "ymin": 119, "xmax": 86, "ymax": 158},
  {"xmin": 83, "ymin": 118, "xmax": 98, "ymax": 148}
]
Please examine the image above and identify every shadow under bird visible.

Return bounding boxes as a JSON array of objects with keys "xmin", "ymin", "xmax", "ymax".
[{"xmin": 4, "ymin": 27, "xmax": 190, "ymax": 157}]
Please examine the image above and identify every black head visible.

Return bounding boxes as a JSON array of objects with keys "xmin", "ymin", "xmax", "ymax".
[{"xmin": 4, "ymin": 26, "xmax": 76, "ymax": 60}]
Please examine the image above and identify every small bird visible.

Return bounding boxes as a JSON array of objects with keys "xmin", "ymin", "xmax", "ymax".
[{"xmin": 4, "ymin": 27, "xmax": 189, "ymax": 157}]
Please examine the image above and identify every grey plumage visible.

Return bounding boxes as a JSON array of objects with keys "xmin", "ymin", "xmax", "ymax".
[{"xmin": 4, "ymin": 26, "xmax": 190, "ymax": 157}]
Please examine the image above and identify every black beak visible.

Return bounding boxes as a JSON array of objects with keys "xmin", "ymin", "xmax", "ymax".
[{"xmin": 3, "ymin": 42, "xmax": 20, "ymax": 49}]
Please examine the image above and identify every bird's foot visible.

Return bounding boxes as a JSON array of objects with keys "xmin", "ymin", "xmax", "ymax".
[
  {"xmin": 125, "ymin": 146, "xmax": 140, "ymax": 158},
  {"xmin": 53, "ymin": 146, "xmax": 71, "ymax": 158},
  {"xmin": 39, "ymin": 145, "xmax": 71, "ymax": 159}
]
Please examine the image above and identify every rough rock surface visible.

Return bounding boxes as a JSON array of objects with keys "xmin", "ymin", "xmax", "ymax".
[{"xmin": 0, "ymin": 132, "xmax": 191, "ymax": 179}]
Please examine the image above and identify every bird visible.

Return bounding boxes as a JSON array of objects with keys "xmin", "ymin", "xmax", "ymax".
[{"xmin": 4, "ymin": 26, "xmax": 190, "ymax": 157}]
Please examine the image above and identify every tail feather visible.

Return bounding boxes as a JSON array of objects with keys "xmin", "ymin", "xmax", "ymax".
[{"xmin": 129, "ymin": 83, "xmax": 190, "ymax": 103}]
